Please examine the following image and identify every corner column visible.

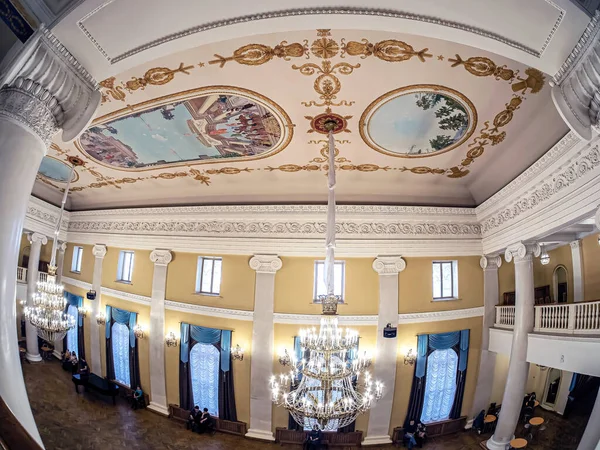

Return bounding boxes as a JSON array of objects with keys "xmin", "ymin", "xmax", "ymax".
[
  {"xmin": 147, "ymin": 249, "xmax": 172, "ymax": 416},
  {"xmin": 90, "ymin": 244, "xmax": 107, "ymax": 375},
  {"xmin": 487, "ymin": 243, "xmax": 540, "ymax": 450},
  {"xmin": 56, "ymin": 241, "xmax": 67, "ymax": 283},
  {"xmin": 570, "ymin": 240, "xmax": 584, "ymax": 302},
  {"xmin": 25, "ymin": 232, "xmax": 47, "ymax": 362},
  {"xmin": 246, "ymin": 254, "xmax": 282, "ymax": 441},
  {"xmin": 364, "ymin": 256, "xmax": 406, "ymax": 446},
  {"xmin": 470, "ymin": 255, "xmax": 502, "ymax": 420},
  {"xmin": 578, "ymin": 389, "xmax": 600, "ymax": 450}
]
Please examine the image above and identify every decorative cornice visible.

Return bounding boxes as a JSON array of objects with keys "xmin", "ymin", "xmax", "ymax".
[
  {"xmin": 103, "ymin": 287, "xmax": 151, "ymax": 306},
  {"xmin": 29, "ymin": 232, "xmax": 48, "ymax": 245},
  {"xmin": 372, "ymin": 256, "xmax": 406, "ymax": 275},
  {"xmin": 505, "ymin": 242, "xmax": 541, "ymax": 263},
  {"xmin": 92, "ymin": 244, "xmax": 107, "ymax": 258},
  {"xmin": 249, "ymin": 255, "xmax": 283, "ymax": 273},
  {"xmin": 150, "ymin": 249, "xmax": 172, "ymax": 266},
  {"xmin": 480, "ymin": 255, "xmax": 502, "ymax": 270},
  {"xmin": 165, "ymin": 301, "xmax": 254, "ymax": 321},
  {"xmin": 569, "ymin": 239, "xmax": 582, "ymax": 250},
  {"xmin": 397, "ymin": 307, "xmax": 484, "ymax": 324}
]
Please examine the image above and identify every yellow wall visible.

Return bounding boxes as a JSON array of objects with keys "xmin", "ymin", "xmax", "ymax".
[
  {"xmin": 166, "ymin": 252, "xmax": 255, "ymax": 311},
  {"xmin": 101, "ymin": 247, "xmax": 154, "ymax": 297},
  {"xmin": 17, "ymin": 232, "xmax": 55, "ymax": 267},
  {"xmin": 532, "ymin": 244, "xmax": 574, "ymax": 302},
  {"xmin": 582, "ymin": 233, "xmax": 600, "ymax": 301},
  {"xmin": 164, "ymin": 310, "xmax": 253, "ymax": 424},
  {"xmin": 62, "ymin": 243, "xmax": 95, "ymax": 284},
  {"xmin": 390, "ymin": 316, "xmax": 482, "ymax": 433},
  {"xmin": 274, "ymin": 257, "xmax": 380, "ymax": 315},
  {"xmin": 399, "ymin": 256, "xmax": 483, "ymax": 313}
]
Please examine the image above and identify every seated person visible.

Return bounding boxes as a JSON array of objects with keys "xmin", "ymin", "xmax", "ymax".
[
  {"xmin": 187, "ymin": 406, "xmax": 200, "ymax": 431},
  {"xmin": 132, "ymin": 385, "xmax": 145, "ymax": 410},
  {"xmin": 69, "ymin": 352, "xmax": 79, "ymax": 373},
  {"xmin": 415, "ymin": 421, "xmax": 427, "ymax": 447},
  {"xmin": 473, "ymin": 409, "xmax": 486, "ymax": 435},
  {"xmin": 62, "ymin": 350, "xmax": 72, "ymax": 370},
  {"xmin": 404, "ymin": 420, "xmax": 418, "ymax": 449},
  {"xmin": 305, "ymin": 424, "xmax": 323, "ymax": 450},
  {"xmin": 78, "ymin": 358, "xmax": 90, "ymax": 379},
  {"xmin": 195, "ymin": 408, "xmax": 213, "ymax": 434}
]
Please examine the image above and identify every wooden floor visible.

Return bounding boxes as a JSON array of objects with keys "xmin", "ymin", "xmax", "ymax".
[{"xmin": 21, "ymin": 360, "xmax": 588, "ymax": 449}]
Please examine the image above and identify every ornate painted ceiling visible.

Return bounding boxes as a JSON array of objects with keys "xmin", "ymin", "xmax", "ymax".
[{"xmin": 35, "ymin": 28, "xmax": 568, "ymax": 210}]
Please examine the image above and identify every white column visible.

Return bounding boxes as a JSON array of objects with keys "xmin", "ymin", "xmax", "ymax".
[
  {"xmin": 90, "ymin": 244, "xmax": 107, "ymax": 375},
  {"xmin": 487, "ymin": 242, "xmax": 540, "ymax": 450},
  {"xmin": 25, "ymin": 232, "xmax": 47, "ymax": 362},
  {"xmin": 470, "ymin": 255, "xmax": 502, "ymax": 422},
  {"xmin": 0, "ymin": 25, "xmax": 100, "ymax": 448},
  {"xmin": 578, "ymin": 390, "xmax": 600, "ymax": 450},
  {"xmin": 570, "ymin": 240, "xmax": 584, "ymax": 302},
  {"xmin": 246, "ymin": 254, "xmax": 282, "ymax": 441},
  {"xmin": 363, "ymin": 256, "xmax": 405, "ymax": 446},
  {"xmin": 147, "ymin": 249, "xmax": 172, "ymax": 416},
  {"xmin": 56, "ymin": 241, "xmax": 67, "ymax": 283}
]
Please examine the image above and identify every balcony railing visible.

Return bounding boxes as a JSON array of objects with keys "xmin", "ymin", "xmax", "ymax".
[
  {"xmin": 494, "ymin": 301, "xmax": 600, "ymax": 335},
  {"xmin": 15, "ymin": 268, "xmax": 49, "ymax": 284}
]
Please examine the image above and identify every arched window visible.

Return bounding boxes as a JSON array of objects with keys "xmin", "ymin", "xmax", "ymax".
[
  {"xmin": 66, "ymin": 304, "xmax": 78, "ymax": 355},
  {"xmin": 112, "ymin": 322, "xmax": 130, "ymax": 386},
  {"xmin": 421, "ymin": 348, "xmax": 458, "ymax": 423},
  {"xmin": 190, "ymin": 343, "xmax": 219, "ymax": 416}
]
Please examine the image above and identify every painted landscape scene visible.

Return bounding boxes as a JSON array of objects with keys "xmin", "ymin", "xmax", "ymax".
[{"xmin": 79, "ymin": 93, "xmax": 283, "ymax": 169}]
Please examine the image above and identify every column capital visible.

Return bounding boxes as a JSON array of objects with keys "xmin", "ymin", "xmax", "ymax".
[
  {"xmin": 28, "ymin": 232, "xmax": 47, "ymax": 245},
  {"xmin": 249, "ymin": 254, "xmax": 282, "ymax": 273},
  {"xmin": 150, "ymin": 249, "xmax": 172, "ymax": 266},
  {"xmin": 504, "ymin": 242, "xmax": 541, "ymax": 263},
  {"xmin": 372, "ymin": 256, "xmax": 406, "ymax": 275},
  {"xmin": 92, "ymin": 244, "xmax": 107, "ymax": 258},
  {"xmin": 569, "ymin": 239, "xmax": 582, "ymax": 250},
  {"xmin": 480, "ymin": 255, "xmax": 502, "ymax": 270},
  {"xmin": 0, "ymin": 25, "xmax": 100, "ymax": 144},
  {"xmin": 58, "ymin": 241, "xmax": 67, "ymax": 253}
]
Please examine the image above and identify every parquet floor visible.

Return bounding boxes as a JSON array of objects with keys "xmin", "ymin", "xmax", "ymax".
[{"xmin": 21, "ymin": 360, "xmax": 588, "ymax": 450}]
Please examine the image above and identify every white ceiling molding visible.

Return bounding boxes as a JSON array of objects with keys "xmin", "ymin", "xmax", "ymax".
[
  {"xmin": 165, "ymin": 300, "xmax": 254, "ymax": 321},
  {"xmin": 397, "ymin": 306, "xmax": 484, "ymax": 324},
  {"xmin": 24, "ymin": 196, "xmax": 69, "ymax": 242}
]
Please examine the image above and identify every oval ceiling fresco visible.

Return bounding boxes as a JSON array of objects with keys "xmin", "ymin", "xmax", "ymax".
[
  {"xmin": 77, "ymin": 87, "xmax": 292, "ymax": 170},
  {"xmin": 360, "ymin": 85, "xmax": 477, "ymax": 158},
  {"xmin": 37, "ymin": 156, "xmax": 78, "ymax": 183}
]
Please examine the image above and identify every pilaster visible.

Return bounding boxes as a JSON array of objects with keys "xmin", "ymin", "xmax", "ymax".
[
  {"xmin": 56, "ymin": 241, "xmax": 67, "ymax": 283},
  {"xmin": 364, "ymin": 256, "xmax": 405, "ymax": 446},
  {"xmin": 570, "ymin": 240, "xmax": 584, "ymax": 302},
  {"xmin": 147, "ymin": 249, "xmax": 172, "ymax": 417},
  {"xmin": 25, "ymin": 232, "xmax": 47, "ymax": 362},
  {"xmin": 246, "ymin": 254, "xmax": 282, "ymax": 441},
  {"xmin": 90, "ymin": 244, "xmax": 107, "ymax": 375}
]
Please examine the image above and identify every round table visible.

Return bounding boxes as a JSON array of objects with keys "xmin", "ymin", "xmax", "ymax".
[
  {"xmin": 529, "ymin": 417, "xmax": 544, "ymax": 426},
  {"xmin": 534, "ymin": 400, "xmax": 540, "ymax": 408},
  {"xmin": 510, "ymin": 438, "xmax": 528, "ymax": 449},
  {"xmin": 483, "ymin": 414, "xmax": 497, "ymax": 433}
]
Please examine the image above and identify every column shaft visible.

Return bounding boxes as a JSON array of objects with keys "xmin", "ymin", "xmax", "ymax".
[
  {"xmin": 90, "ymin": 245, "xmax": 106, "ymax": 375},
  {"xmin": 246, "ymin": 255, "xmax": 282, "ymax": 441},
  {"xmin": 364, "ymin": 256, "xmax": 405, "ymax": 445},
  {"xmin": 147, "ymin": 250, "xmax": 172, "ymax": 416},
  {"xmin": 488, "ymin": 243, "xmax": 540, "ymax": 450},
  {"xmin": 56, "ymin": 241, "xmax": 67, "ymax": 283},
  {"xmin": 578, "ymin": 390, "xmax": 600, "ymax": 450},
  {"xmin": 570, "ymin": 240, "xmax": 584, "ymax": 302},
  {"xmin": 26, "ymin": 232, "xmax": 47, "ymax": 362}
]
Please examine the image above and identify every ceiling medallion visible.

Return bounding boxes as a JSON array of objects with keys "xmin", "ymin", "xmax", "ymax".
[
  {"xmin": 309, "ymin": 113, "xmax": 350, "ymax": 134},
  {"xmin": 37, "ymin": 156, "xmax": 80, "ymax": 183},
  {"xmin": 360, "ymin": 84, "xmax": 477, "ymax": 158}
]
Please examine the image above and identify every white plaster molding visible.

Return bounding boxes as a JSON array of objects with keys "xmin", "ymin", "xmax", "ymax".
[
  {"xmin": 480, "ymin": 255, "xmax": 502, "ymax": 270},
  {"xmin": 397, "ymin": 307, "xmax": 484, "ymax": 324},
  {"xmin": 92, "ymin": 244, "xmax": 106, "ymax": 258},
  {"xmin": 24, "ymin": 196, "xmax": 69, "ymax": 241},
  {"xmin": 150, "ymin": 249, "xmax": 172, "ymax": 266},
  {"xmin": 595, "ymin": 206, "xmax": 600, "ymax": 230},
  {"xmin": 504, "ymin": 242, "xmax": 541, "ymax": 263},
  {"xmin": 164, "ymin": 300, "xmax": 254, "ymax": 321},
  {"xmin": 372, "ymin": 256, "xmax": 406, "ymax": 275},
  {"xmin": 249, "ymin": 255, "xmax": 282, "ymax": 273},
  {"xmin": 363, "ymin": 435, "xmax": 393, "ymax": 446},
  {"xmin": 28, "ymin": 232, "xmax": 48, "ymax": 245},
  {"xmin": 147, "ymin": 402, "xmax": 170, "ymax": 417},
  {"xmin": 245, "ymin": 428, "xmax": 275, "ymax": 442},
  {"xmin": 58, "ymin": 241, "xmax": 67, "ymax": 252},
  {"xmin": 273, "ymin": 313, "xmax": 377, "ymax": 326}
]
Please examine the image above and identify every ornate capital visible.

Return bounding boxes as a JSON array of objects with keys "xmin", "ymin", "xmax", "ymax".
[
  {"xmin": 0, "ymin": 25, "xmax": 100, "ymax": 144},
  {"xmin": 150, "ymin": 249, "xmax": 172, "ymax": 266},
  {"xmin": 504, "ymin": 242, "xmax": 541, "ymax": 263},
  {"xmin": 92, "ymin": 244, "xmax": 107, "ymax": 258},
  {"xmin": 372, "ymin": 256, "xmax": 406, "ymax": 275},
  {"xmin": 28, "ymin": 232, "xmax": 48, "ymax": 245},
  {"xmin": 58, "ymin": 241, "xmax": 68, "ymax": 253},
  {"xmin": 570, "ymin": 239, "xmax": 582, "ymax": 250},
  {"xmin": 480, "ymin": 255, "xmax": 502, "ymax": 270},
  {"xmin": 249, "ymin": 254, "xmax": 282, "ymax": 273}
]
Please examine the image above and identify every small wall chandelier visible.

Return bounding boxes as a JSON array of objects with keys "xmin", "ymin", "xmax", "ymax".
[
  {"xmin": 165, "ymin": 331, "xmax": 178, "ymax": 347},
  {"xmin": 540, "ymin": 244, "xmax": 550, "ymax": 266},
  {"xmin": 78, "ymin": 306, "xmax": 89, "ymax": 318},
  {"xmin": 269, "ymin": 122, "xmax": 383, "ymax": 430},
  {"xmin": 133, "ymin": 324, "xmax": 145, "ymax": 339},
  {"xmin": 96, "ymin": 312, "xmax": 106, "ymax": 325},
  {"xmin": 404, "ymin": 349, "xmax": 416, "ymax": 366},
  {"xmin": 231, "ymin": 344, "xmax": 244, "ymax": 361}
]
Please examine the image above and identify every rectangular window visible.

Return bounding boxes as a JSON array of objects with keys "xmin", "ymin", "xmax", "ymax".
[
  {"xmin": 71, "ymin": 246, "xmax": 83, "ymax": 273},
  {"xmin": 432, "ymin": 261, "xmax": 458, "ymax": 300},
  {"xmin": 117, "ymin": 251, "xmax": 135, "ymax": 283},
  {"xmin": 195, "ymin": 257, "xmax": 222, "ymax": 295},
  {"xmin": 313, "ymin": 260, "xmax": 345, "ymax": 302}
]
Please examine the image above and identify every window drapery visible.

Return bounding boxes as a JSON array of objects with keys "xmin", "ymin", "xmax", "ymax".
[
  {"xmin": 105, "ymin": 306, "xmax": 141, "ymax": 388},
  {"xmin": 421, "ymin": 349, "xmax": 458, "ymax": 423},
  {"xmin": 190, "ymin": 343, "xmax": 220, "ymax": 416},
  {"xmin": 66, "ymin": 305, "xmax": 78, "ymax": 355},
  {"xmin": 63, "ymin": 292, "xmax": 85, "ymax": 361},
  {"xmin": 112, "ymin": 322, "xmax": 131, "ymax": 386}
]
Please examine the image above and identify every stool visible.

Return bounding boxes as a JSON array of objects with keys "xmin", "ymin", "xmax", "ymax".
[
  {"xmin": 509, "ymin": 438, "xmax": 528, "ymax": 449},
  {"xmin": 529, "ymin": 417, "xmax": 544, "ymax": 427},
  {"xmin": 483, "ymin": 415, "xmax": 497, "ymax": 433},
  {"xmin": 533, "ymin": 400, "xmax": 539, "ymax": 408}
]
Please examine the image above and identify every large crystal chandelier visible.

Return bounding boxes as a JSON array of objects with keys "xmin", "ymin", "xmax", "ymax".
[
  {"xmin": 270, "ymin": 122, "xmax": 383, "ymax": 430},
  {"xmin": 23, "ymin": 160, "xmax": 80, "ymax": 342}
]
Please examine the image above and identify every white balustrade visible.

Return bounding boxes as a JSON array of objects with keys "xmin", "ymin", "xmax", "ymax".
[
  {"xmin": 495, "ymin": 305, "xmax": 516, "ymax": 329},
  {"xmin": 16, "ymin": 267, "xmax": 27, "ymax": 283},
  {"xmin": 533, "ymin": 301, "xmax": 600, "ymax": 335},
  {"xmin": 37, "ymin": 272, "xmax": 48, "ymax": 283}
]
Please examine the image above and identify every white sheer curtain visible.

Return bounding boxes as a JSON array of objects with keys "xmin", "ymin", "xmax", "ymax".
[
  {"xmin": 420, "ymin": 348, "xmax": 458, "ymax": 423},
  {"xmin": 66, "ymin": 304, "xmax": 78, "ymax": 355},
  {"xmin": 112, "ymin": 322, "xmax": 131, "ymax": 387},
  {"xmin": 190, "ymin": 343, "xmax": 220, "ymax": 416}
]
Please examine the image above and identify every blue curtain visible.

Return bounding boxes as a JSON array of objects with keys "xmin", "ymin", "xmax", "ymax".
[
  {"xmin": 112, "ymin": 307, "xmax": 131, "ymax": 325},
  {"xmin": 105, "ymin": 305, "xmax": 112, "ymax": 339},
  {"xmin": 190, "ymin": 343, "xmax": 220, "ymax": 415},
  {"xmin": 415, "ymin": 334, "xmax": 428, "ymax": 379},
  {"xmin": 421, "ymin": 348, "xmax": 459, "ymax": 423},
  {"xmin": 112, "ymin": 322, "xmax": 131, "ymax": 386},
  {"xmin": 66, "ymin": 305, "xmax": 78, "ymax": 355},
  {"xmin": 129, "ymin": 312, "xmax": 137, "ymax": 348},
  {"xmin": 105, "ymin": 306, "xmax": 140, "ymax": 389},
  {"xmin": 429, "ymin": 331, "xmax": 460, "ymax": 350}
]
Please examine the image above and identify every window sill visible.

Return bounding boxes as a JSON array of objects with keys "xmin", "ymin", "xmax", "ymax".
[
  {"xmin": 312, "ymin": 300, "xmax": 345, "ymax": 304},
  {"xmin": 432, "ymin": 297, "xmax": 461, "ymax": 302},
  {"xmin": 193, "ymin": 292, "xmax": 222, "ymax": 298},
  {"xmin": 115, "ymin": 280, "xmax": 132, "ymax": 285},
  {"xmin": 70, "ymin": 271, "xmax": 81, "ymax": 274}
]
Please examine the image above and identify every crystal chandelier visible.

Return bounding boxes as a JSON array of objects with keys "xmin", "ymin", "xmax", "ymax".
[
  {"xmin": 270, "ymin": 123, "xmax": 383, "ymax": 430},
  {"xmin": 540, "ymin": 244, "xmax": 550, "ymax": 265},
  {"xmin": 23, "ymin": 159, "xmax": 81, "ymax": 342}
]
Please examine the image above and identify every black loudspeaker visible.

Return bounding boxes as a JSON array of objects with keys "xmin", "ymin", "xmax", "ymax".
[
  {"xmin": 383, "ymin": 323, "xmax": 397, "ymax": 338},
  {"xmin": 86, "ymin": 290, "xmax": 96, "ymax": 300}
]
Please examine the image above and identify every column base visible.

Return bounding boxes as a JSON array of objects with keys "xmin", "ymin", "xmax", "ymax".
[
  {"xmin": 486, "ymin": 435, "xmax": 513, "ymax": 450},
  {"xmin": 245, "ymin": 428, "xmax": 275, "ymax": 441},
  {"xmin": 26, "ymin": 353, "xmax": 42, "ymax": 363},
  {"xmin": 362, "ymin": 435, "xmax": 392, "ymax": 446},
  {"xmin": 464, "ymin": 418, "xmax": 474, "ymax": 430},
  {"xmin": 52, "ymin": 350, "xmax": 61, "ymax": 360},
  {"xmin": 147, "ymin": 402, "xmax": 170, "ymax": 416}
]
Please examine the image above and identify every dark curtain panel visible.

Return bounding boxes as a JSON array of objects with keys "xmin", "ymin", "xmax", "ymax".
[
  {"xmin": 179, "ymin": 323, "xmax": 194, "ymax": 410},
  {"xmin": 106, "ymin": 323, "xmax": 115, "ymax": 380},
  {"xmin": 404, "ymin": 334, "xmax": 429, "ymax": 427},
  {"xmin": 218, "ymin": 355, "xmax": 237, "ymax": 421},
  {"xmin": 339, "ymin": 422, "xmax": 356, "ymax": 433},
  {"xmin": 129, "ymin": 341, "xmax": 140, "ymax": 388},
  {"xmin": 78, "ymin": 319, "xmax": 85, "ymax": 361},
  {"xmin": 62, "ymin": 335, "xmax": 67, "ymax": 353},
  {"xmin": 450, "ymin": 363, "xmax": 467, "ymax": 418}
]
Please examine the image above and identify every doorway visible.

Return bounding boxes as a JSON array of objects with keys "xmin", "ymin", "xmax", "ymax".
[
  {"xmin": 553, "ymin": 265, "xmax": 568, "ymax": 303},
  {"xmin": 542, "ymin": 368, "xmax": 562, "ymax": 410}
]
